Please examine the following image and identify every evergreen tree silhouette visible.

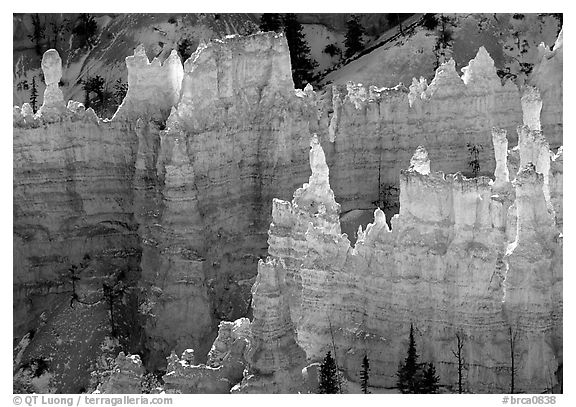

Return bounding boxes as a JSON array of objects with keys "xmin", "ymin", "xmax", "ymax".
[
  {"xmin": 318, "ymin": 351, "xmax": 339, "ymax": 394},
  {"xmin": 30, "ymin": 77, "xmax": 39, "ymax": 114},
  {"xmin": 28, "ymin": 14, "xmax": 46, "ymax": 55},
  {"xmin": 397, "ymin": 323, "xmax": 420, "ymax": 393},
  {"xmin": 73, "ymin": 14, "xmax": 98, "ymax": 49},
  {"xmin": 282, "ymin": 13, "xmax": 317, "ymax": 89},
  {"xmin": 422, "ymin": 13, "xmax": 439, "ymax": 30},
  {"xmin": 259, "ymin": 13, "xmax": 283, "ymax": 32},
  {"xmin": 421, "ymin": 362, "xmax": 440, "ymax": 393},
  {"xmin": 344, "ymin": 15, "xmax": 365, "ymax": 58},
  {"xmin": 360, "ymin": 354, "xmax": 370, "ymax": 394}
]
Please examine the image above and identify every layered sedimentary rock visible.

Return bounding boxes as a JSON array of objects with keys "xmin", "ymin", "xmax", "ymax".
[
  {"xmin": 323, "ymin": 45, "xmax": 561, "ymax": 216},
  {"xmin": 260, "ymin": 119, "xmax": 561, "ymax": 392},
  {"xmin": 161, "ymin": 318, "xmax": 250, "ymax": 393},
  {"xmin": 502, "ymin": 163, "xmax": 562, "ymax": 391},
  {"xmin": 529, "ymin": 29, "xmax": 563, "ymax": 147},
  {"xmin": 12, "ymin": 49, "xmax": 173, "ymax": 391},
  {"xmin": 14, "ymin": 29, "xmax": 563, "ymax": 393},
  {"xmin": 266, "ymin": 135, "xmax": 341, "ymax": 323},
  {"xmin": 113, "ymin": 45, "xmax": 183, "ymax": 123},
  {"xmin": 13, "ymin": 110, "xmax": 141, "ymax": 341},
  {"xmin": 233, "ymin": 257, "xmax": 307, "ymax": 393},
  {"xmin": 137, "ymin": 32, "xmax": 318, "ymax": 367},
  {"xmin": 160, "ymin": 317, "xmax": 249, "ymax": 393}
]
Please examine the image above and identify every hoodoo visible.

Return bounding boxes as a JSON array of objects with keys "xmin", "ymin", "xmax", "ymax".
[{"xmin": 13, "ymin": 20, "xmax": 562, "ymax": 394}]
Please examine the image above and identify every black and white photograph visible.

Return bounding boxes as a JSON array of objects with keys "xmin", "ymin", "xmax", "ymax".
[{"xmin": 10, "ymin": 5, "xmax": 566, "ymax": 402}]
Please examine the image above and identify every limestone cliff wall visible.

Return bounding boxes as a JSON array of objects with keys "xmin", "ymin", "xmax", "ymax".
[
  {"xmin": 529, "ymin": 29, "xmax": 563, "ymax": 146},
  {"xmin": 113, "ymin": 45, "xmax": 183, "ymax": 123},
  {"xmin": 12, "ymin": 47, "xmax": 178, "ymax": 391},
  {"xmin": 262, "ymin": 127, "xmax": 561, "ymax": 392},
  {"xmin": 14, "ymin": 30, "xmax": 562, "ymax": 393},
  {"xmin": 13, "ymin": 114, "xmax": 141, "ymax": 338},
  {"xmin": 137, "ymin": 33, "xmax": 319, "ymax": 368},
  {"xmin": 323, "ymin": 45, "xmax": 562, "ymax": 216}
]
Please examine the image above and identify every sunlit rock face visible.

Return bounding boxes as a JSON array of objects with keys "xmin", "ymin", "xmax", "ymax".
[
  {"xmin": 137, "ymin": 32, "xmax": 321, "ymax": 369},
  {"xmin": 256, "ymin": 123, "xmax": 561, "ymax": 392},
  {"xmin": 14, "ymin": 29, "xmax": 562, "ymax": 394},
  {"xmin": 529, "ymin": 29, "xmax": 563, "ymax": 148},
  {"xmin": 162, "ymin": 324, "xmax": 250, "ymax": 395},
  {"xmin": 38, "ymin": 49, "xmax": 66, "ymax": 121},
  {"xmin": 503, "ymin": 163, "xmax": 562, "ymax": 392},
  {"xmin": 113, "ymin": 45, "xmax": 183, "ymax": 123},
  {"xmin": 324, "ymin": 49, "xmax": 522, "ymax": 219}
]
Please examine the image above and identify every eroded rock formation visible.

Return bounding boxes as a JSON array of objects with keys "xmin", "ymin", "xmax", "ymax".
[
  {"xmin": 162, "ymin": 318, "xmax": 250, "ymax": 395},
  {"xmin": 256, "ymin": 117, "xmax": 561, "ymax": 392},
  {"xmin": 14, "ymin": 29, "xmax": 562, "ymax": 393},
  {"xmin": 233, "ymin": 257, "xmax": 307, "ymax": 393},
  {"xmin": 100, "ymin": 352, "xmax": 145, "ymax": 394}
]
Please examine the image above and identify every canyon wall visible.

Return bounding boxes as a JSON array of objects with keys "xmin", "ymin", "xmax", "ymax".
[
  {"xmin": 323, "ymin": 45, "xmax": 561, "ymax": 218},
  {"xmin": 135, "ymin": 32, "xmax": 318, "ymax": 368},
  {"xmin": 260, "ymin": 123, "xmax": 561, "ymax": 392},
  {"xmin": 14, "ymin": 30, "xmax": 562, "ymax": 392}
]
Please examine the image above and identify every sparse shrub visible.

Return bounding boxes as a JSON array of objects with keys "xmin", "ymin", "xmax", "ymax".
[
  {"xmin": 467, "ymin": 143, "xmax": 483, "ymax": 176},
  {"xmin": 113, "ymin": 78, "xmax": 128, "ymax": 106}
]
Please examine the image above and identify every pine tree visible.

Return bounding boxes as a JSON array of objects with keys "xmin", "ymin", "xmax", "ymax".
[
  {"xmin": 282, "ymin": 13, "xmax": 318, "ymax": 89},
  {"xmin": 421, "ymin": 362, "xmax": 440, "ymax": 393},
  {"xmin": 360, "ymin": 354, "xmax": 370, "ymax": 394},
  {"xmin": 259, "ymin": 13, "xmax": 283, "ymax": 32},
  {"xmin": 29, "ymin": 76, "xmax": 39, "ymax": 114},
  {"xmin": 422, "ymin": 13, "xmax": 439, "ymax": 30},
  {"xmin": 28, "ymin": 14, "xmax": 46, "ymax": 55},
  {"xmin": 318, "ymin": 351, "xmax": 339, "ymax": 394},
  {"xmin": 83, "ymin": 75, "xmax": 106, "ymax": 109},
  {"xmin": 73, "ymin": 14, "xmax": 98, "ymax": 49},
  {"xmin": 397, "ymin": 323, "xmax": 420, "ymax": 393},
  {"xmin": 344, "ymin": 15, "xmax": 365, "ymax": 58}
]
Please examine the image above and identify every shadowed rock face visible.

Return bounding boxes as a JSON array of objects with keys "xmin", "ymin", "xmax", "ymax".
[{"xmin": 14, "ymin": 29, "xmax": 562, "ymax": 393}]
